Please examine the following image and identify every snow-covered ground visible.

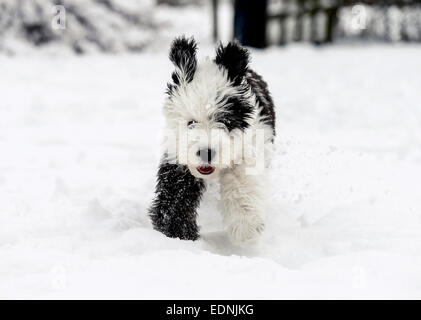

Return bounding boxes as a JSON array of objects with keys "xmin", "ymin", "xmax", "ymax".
[{"xmin": 1, "ymin": 42, "xmax": 421, "ymax": 299}]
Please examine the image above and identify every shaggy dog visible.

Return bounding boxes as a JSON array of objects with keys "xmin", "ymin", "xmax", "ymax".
[{"xmin": 149, "ymin": 36, "xmax": 275, "ymax": 245}]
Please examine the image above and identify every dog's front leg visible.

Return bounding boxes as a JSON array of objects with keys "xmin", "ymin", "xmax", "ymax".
[
  {"xmin": 149, "ymin": 162, "xmax": 206, "ymax": 241},
  {"xmin": 220, "ymin": 165, "xmax": 265, "ymax": 245}
]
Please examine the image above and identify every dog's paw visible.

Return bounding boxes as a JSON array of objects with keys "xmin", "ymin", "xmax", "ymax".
[
  {"xmin": 154, "ymin": 219, "xmax": 199, "ymax": 241},
  {"xmin": 227, "ymin": 214, "xmax": 265, "ymax": 246}
]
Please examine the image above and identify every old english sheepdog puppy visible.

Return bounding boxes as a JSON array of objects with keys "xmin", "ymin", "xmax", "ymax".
[{"xmin": 149, "ymin": 36, "xmax": 275, "ymax": 245}]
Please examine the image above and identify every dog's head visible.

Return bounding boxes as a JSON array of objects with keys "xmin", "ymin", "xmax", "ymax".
[{"xmin": 163, "ymin": 36, "xmax": 256, "ymax": 179}]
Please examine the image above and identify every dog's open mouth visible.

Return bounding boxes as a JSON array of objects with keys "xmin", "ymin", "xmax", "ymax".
[{"xmin": 197, "ymin": 165, "xmax": 215, "ymax": 175}]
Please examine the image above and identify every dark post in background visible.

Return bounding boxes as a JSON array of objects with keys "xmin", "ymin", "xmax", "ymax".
[
  {"xmin": 212, "ymin": 0, "xmax": 219, "ymax": 42},
  {"xmin": 233, "ymin": 0, "xmax": 268, "ymax": 48}
]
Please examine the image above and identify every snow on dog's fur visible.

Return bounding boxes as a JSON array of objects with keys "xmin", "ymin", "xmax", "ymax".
[{"xmin": 149, "ymin": 36, "xmax": 275, "ymax": 245}]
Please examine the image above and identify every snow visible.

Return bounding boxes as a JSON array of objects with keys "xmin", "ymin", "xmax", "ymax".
[
  {"xmin": 1, "ymin": 43, "xmax": 421, "ymax": 299},
  {"xmin": 1, "ymin": 1, "xmax": 421, "ymax": 299}
]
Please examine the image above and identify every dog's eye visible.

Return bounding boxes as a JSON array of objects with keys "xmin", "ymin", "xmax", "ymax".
[{"xmin": 187, "ymin": 120, "xmax": 197, "ymax": 127}]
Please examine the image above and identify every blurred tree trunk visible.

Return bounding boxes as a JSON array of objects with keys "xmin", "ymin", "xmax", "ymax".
[
  {"xmin": 212, "ymin": 0, "xmax": 218, "ymax": 42},
  {"xmin": 279, "ymin": 14, "xmax": 288, "ymax": 45},
  {"xmin": 234, "ymin": 0, "xmax": 268, "ymax": 48},
  {"xmin": 310, "ymin": 1, "xmax": 320, "ymax": 44},
  {"xmin": 294, "ymin": 0, "xmax": 305, "ymax": 42},
  {"xmin": 325, "ymin": 7, "xmax": 338, "ymax": 43}
]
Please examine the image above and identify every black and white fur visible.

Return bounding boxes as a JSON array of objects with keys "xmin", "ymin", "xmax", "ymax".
[{"xmin": 149, "ymin": 36, "xmax": 275, "ymax": 245}]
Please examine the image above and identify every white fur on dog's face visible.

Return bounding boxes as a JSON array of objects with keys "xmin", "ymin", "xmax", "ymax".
[
  {"xmin": 164, "ymin": 59, "xmax": 249, "ymax": 179},
  {"xmin": 161, "ymin": 37, "xmax": 265, "ymax": 179}
]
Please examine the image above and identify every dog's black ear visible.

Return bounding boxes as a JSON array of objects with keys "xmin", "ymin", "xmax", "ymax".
[
  {"xmin": 215, "ymin": 41, "xmax": 249, "ymax": 86},
  {"xmin": 169, "ymin": 36, "xmax": 197, "ymax": 84}
]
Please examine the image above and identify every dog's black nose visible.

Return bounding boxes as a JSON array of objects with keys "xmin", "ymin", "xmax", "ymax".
[{"xmin": 196, "ymin": 148, "xmax": 216, "ymax": 163}]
